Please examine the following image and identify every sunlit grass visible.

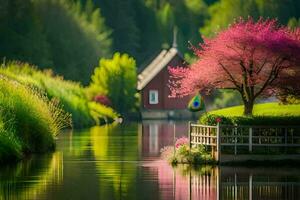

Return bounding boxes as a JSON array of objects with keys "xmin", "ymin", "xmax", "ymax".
[
  {"xmin": 0, "ymin": 62, "xmax": 118, "ymax": 128},
  {"xmin": 0, "ymin": 77, "xmax": 71, "ymax": 162},
  {"xmin": 200, "ymin": 102, "xmax": 300, "ymax": 125},
  {"xmin": 209, "ymin": 102, "xmax": 300, "ymax": 117}
]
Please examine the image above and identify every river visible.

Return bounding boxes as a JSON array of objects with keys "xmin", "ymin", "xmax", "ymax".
[{"xmin": 0, "ymin": 121, "xmax": 299, "ymax": 200}]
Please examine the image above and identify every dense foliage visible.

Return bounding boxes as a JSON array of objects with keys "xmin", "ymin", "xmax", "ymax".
[
  {"xmin": 170, "ymin": 19, "xmax": 300, "ymax": 115},
  {"xmin": 0, "ymin": 77, "xmax": 71, "ymax": 163},
  {"xmin": 0, "ymin": 0, "xmax": 111, "ymax": 84},
  {"xmin": 0, "ymin": 62, "xmax": 118, "ymax": 128},
  {"xmin": 89, "ymin": 53, "xmax": 138, "ymax": 115},
  {"xmin": 1, "ymin": 0, "xmax": 300, "ymax": 84},
  {"xmin": 201, "ymin": 0, "xmax": 300, "ymax": 37}
]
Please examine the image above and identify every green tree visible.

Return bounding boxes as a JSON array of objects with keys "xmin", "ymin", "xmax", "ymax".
[
  {"xmin": 147, "ymin": 0, "xmax": 208, "ymax": 52},
  {"xmin": 133, "ymin": 0, "xmax": 162, "ymax": 63},
  {"xmin": 201, "ymin": 0, "xmax": 300, "ymax": 37},
  {"xmin": 94, "ymin": 0, "xmax": 140, "ymax": 58},
  {"xmin": 34, "ymin": 0, "xmax": 112, "ymax": 84},
  {"xmin": 288, "ymin": 17, "xmax": 300, "ymax": 29},
  {"xmin": 200, "ymin": 0, "xmax": 259, "ymax": 37},
  {"xmin": 255, "ymin": 0, "xmax": 298, "ymax": 24},
  {"xmin": 90, "ymin": 53, "xmax": 137, "ymax": 115},
  {"xmin": 0, "ymin": 0, "xmax": 52, "ymax": 67}
]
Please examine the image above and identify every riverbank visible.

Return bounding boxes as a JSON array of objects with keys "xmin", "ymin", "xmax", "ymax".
[
  {"xmin": 0, "ymin": 62, "xmax": 118, "ymax": 128},
  {"xmin": 0, "ymin": 62, "xmax": 118, "ymax": 163},
  {"xmin": 0, "ymin": 77, "xmax": 70, "ymax": 163}
]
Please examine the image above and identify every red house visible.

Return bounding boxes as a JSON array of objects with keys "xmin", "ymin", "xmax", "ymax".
[{"xmin": 137, "ymin": 46, "xmax": 196, "ymax": 119}]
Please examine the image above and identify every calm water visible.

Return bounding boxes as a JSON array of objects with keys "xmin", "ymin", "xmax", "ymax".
[{"xmin": 0, "ymin": 121, "xmax": 300, "ymax": 200}]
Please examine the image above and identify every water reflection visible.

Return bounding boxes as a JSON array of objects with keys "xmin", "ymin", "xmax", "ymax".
[
  {"xmin": 0, "ymin": 122, "xmax": 299, "ymax": 200},
  {"xmin": 145, "ymin": 161, "xmax": 300, "ymax": 200},
  {"xmin": 142, "ymin": 121, "xmax": 188, "ymax": 158},
  {"xmin": 0, "ymin": 152, "xmax": 62, "ymax": 200}
]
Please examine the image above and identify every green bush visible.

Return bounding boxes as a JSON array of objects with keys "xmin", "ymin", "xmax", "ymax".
[
  {"xmin": 0, "ymin": 62, "xmax": 117, "ymax": 128},
  {"xmin": 89, "ymin": 53, "xmax": 138, "ymax": 115},
  {"xmin": 88, "ymin": 102, "xmax": 118, "ymax": 125},
  {"xmin": 0, "ymin": 77, "xmax": 70, "ymax": 163},
  {"xmin": 161, "ymin": 144, "xmax": 214, "ymax": 165}
]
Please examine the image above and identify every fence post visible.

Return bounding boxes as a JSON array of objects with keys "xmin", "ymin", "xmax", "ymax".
[
  {"xmin": 234, "ymin": 127, "xmax": 237, "ymax": 155},
  {"xmin": 285, "ymin": 128, "xmax": 288, "ymax": 153},
  {"xmin": 188, "ymin": 121, "xmax": 192, "ymax": 150},
  {"xmin": 216, "ymin": 123, "xmax": 220, "ymax": 162},
  {"xmin": 249, "ymin": 127, "xmax": 253, "ymax": 153},
  {"xmin": 173, "ymin": 123, "xmax": 176, "ymax": 157}
]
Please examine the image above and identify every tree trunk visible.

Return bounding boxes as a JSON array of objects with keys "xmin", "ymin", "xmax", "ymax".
[{"xmin": 243, "ymin": 100, "xmax": 254, "ymax": 116}]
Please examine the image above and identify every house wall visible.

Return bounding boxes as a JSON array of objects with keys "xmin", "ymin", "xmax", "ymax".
[{"xmin": 141, "ymin": 55, "xmax": 192, "ymax": 110}]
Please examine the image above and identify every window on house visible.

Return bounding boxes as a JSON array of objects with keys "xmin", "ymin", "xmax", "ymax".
[{"xmin": 149, "ymin": 90, "xmax": 158, "ymax": 104}]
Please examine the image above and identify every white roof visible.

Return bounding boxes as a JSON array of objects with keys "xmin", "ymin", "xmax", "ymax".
[{"xmin": 137, "ymin": 47, "xmax": 180, "ymax": 90}]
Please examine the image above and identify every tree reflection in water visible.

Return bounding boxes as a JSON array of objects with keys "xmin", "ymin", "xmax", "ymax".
[
  {"xmin": 143, "ymin": 160, "xmax": 300, "ymax": 200},
  {"xmin": 0, "ymin": 122, "xmax": 300, "ymax": 200},
  {"xmin": 0, "ymin": 152, "xmax": 63, "ymax": 200}
]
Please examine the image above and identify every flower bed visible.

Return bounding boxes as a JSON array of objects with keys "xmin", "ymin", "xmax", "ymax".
[{"xmin": 160, "ymin": 136, "xmax": 215, "ymax": 165}]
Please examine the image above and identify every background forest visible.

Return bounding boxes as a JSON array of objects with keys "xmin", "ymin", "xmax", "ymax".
[{"xmin": 1, "ymin": 0, "xmax": 300, "ymax": 85}]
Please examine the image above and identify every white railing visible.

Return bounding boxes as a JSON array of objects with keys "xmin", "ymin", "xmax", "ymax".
[
  {"xmin": 189, "ymin": 123, "xmax": 300, "ymax": 162},
  {"xmin": 189, "ymin": 122, "xmax": 220, "ymax": 161}
]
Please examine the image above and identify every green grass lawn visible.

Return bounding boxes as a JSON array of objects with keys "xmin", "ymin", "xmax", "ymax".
[
  {"xmin": 200, "ymin": 102, "xmax": 300, "ymax": 125},
  {"xmin": 209, "ymin": 102, "xmax": 300, "ymax": 117}
]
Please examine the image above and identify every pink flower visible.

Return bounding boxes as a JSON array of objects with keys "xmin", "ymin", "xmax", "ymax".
[
  {"xmin": 93, "ymin": 95, "xmax": 111, "ymax": 106},
  {"xmin": 175, "ymin": 137, "xmax": 189, "ymax": 148},
  {"xmin": 216, "ymin": 117, "xmax": 222, "ymax": 123}
]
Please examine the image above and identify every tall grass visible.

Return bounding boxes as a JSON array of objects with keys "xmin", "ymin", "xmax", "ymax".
[
  {"xmin": 0, "ymin": 78, "xmax": 71, "ymax": 163},
  {"xmin": 0, "ymin": 62, "xmax": 118, "ymax": 128}
]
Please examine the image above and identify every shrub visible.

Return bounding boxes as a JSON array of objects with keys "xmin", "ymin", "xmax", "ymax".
[
  {"xmin": 200, "ymin": 113, "xmax": 300, "ymax": 126},
  {"xmin": 175, "ymin": 137, "xmax": 189, "ymax": 148},
  {"xmin": 161, "ymin": 137, "xmax": 214, "ymax": 165},
  {"xmin": 89, "ymin": 53, "xmax": 138, "ymax": 115},
  {"xmin": 0, "ymin": 62, "xmax": 117, "ymax": 128},
  {"xmin": 200, "ymin": 103, "xmax": 300, "ymax": 125},
  {"xmin": 0, "ymin": 77, "xmax": 70, "ymax": 162},
  {"xmin": 88, "ymin": 102, "xmax": 118, "ymax": 125}
]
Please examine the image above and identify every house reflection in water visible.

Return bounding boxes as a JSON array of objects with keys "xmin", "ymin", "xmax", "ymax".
[
  {"xmin": 140, "ymin": 121, "xmax": 300, "ymax": 200},
  {"xmin": 141, "ymin": 121, "xmax": 188, "ymax": 158},
  {"xmin": 143, "ymin": 161, "xmax": 300, "ymax": 200}
]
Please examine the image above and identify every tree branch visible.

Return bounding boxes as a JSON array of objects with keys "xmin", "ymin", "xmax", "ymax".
[
  {"xmin": 254, "ymin": 57, "xmax": 286, "ymax": 98},
  {"xmin": 218, "ymin": 62, "xmax": 241, "ymax": 91}
]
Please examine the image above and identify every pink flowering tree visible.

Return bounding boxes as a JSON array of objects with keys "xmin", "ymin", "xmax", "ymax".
[{"xmin": 169, "ymin": 18, "xmax": 300, "ymax": 115}]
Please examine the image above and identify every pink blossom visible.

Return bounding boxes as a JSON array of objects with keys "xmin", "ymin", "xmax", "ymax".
[
  {"xmin": 93, "ymin": 94, "xmax": 111, "ymax": 106},
  {"xmin": 169, "ymin": 18, "xmax": 300, "ymax": 101},
  {"xmin": 175, "ymin": 137, "xmax": 189, "ymax": 148},
  {"xmin": 216, "ymin": 117, "xmax": 222, "ymax": 123}
]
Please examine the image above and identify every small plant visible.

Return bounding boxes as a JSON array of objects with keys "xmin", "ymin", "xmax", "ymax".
[
  {"xmin": 175, "ymin": 137, "xmax": 189, "ymax": 148},
  {"xmin": 161, "ymin": 137, "xmax": 215, "ymax": 165}
]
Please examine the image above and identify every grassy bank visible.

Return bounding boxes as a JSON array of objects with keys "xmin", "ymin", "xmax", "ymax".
[
  {"xmin": 0, "ymin": 78, "xmax": 70, "ymax": 163},
  {"xmin": 200, "ymin": 102, "xmax": 300, "ymax": 125},
  {"xmin": 0, "ymin": 62, "xmax": 118, "ymax": 128},
  {"xmin": 0, "ymin": 62, "xmax": 118, "ymax": 163}
]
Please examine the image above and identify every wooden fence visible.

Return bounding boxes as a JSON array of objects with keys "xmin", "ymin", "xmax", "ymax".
[{"xmin": 189, "ymin": 122, "xmax": 300, "ymax": 162}]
